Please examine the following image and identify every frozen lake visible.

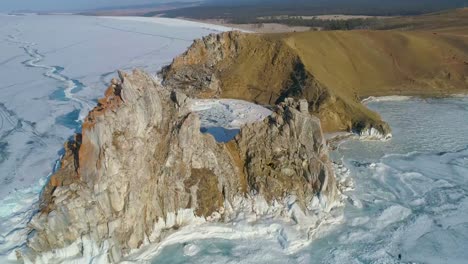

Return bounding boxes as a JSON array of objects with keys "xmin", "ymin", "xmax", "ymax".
[
  {"xmin": 1, "ymin": 13, "xmax": 467, "ymax": 264},
  {"xmin": 0, "ymin": 13, "xmax": 231, "ymax": 261}
]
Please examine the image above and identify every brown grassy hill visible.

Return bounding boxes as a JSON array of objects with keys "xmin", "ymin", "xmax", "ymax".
[
  {"xmin": 281, "ymin": 30, "xmax": 468, "ymax": 97},
  {"xmin": 162, "ymin": 11, "xmax": 468, "ymax": 133}
]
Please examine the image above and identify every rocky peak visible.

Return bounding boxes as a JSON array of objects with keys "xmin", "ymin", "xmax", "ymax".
[
  {"xmin": 161, "ymin": 31, "xmax": 245, "ymax": 97},
  {"xmin": 22, "ymin": 70, "xmax": 339, "ymax": 263},
  {"xmin": 175, "ymin": 31, "xmax": 243, "ymax": 66}
]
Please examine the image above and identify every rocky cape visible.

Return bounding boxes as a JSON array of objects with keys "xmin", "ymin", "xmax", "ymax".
[
  {"xmin": 160, "ymin": 31, "xmax": 392, "ymax": 137},
  {"xmin": 162, "ymin": 30, "xmax": 468, "ymax": 135},
  {"xmin": 22, "ymin": 27, "xmax": 468, "ymax": 262},
  {"xmin": 21, "ymin": 70, "xmax": 341, "ymax": 263}
]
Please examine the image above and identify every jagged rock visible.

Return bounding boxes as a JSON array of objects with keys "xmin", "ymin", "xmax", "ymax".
[
  {"xmin": 161, "ymin": 31, "xmax": 243, "ymax": 97},
  {"xmin": 235, "ymin": 98, "xmax": 338, "ymax": 209},
  {"xmin": 23, "ymin": 70, "xmax": 339, "ymax": 262}
]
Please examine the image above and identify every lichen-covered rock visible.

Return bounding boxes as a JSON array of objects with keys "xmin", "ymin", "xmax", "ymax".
[{"xmin": 23, "ymin": 70, "xmax": 338, "ymax": 263}]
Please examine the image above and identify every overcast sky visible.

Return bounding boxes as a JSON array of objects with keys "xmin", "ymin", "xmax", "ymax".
[{"xmin": 0, "ymin": 0, "xmax": 194, "ymax": 12}]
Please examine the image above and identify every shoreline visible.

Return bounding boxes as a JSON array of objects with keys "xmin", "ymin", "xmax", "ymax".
[{"xmin": 175, "ymin": 17, "xmax": 312, "ymax": 33}]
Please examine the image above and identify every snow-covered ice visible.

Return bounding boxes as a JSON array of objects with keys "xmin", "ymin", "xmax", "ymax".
[{"xmin": 316, "ymin": 97, "xmax": 468, "ymax": 264}]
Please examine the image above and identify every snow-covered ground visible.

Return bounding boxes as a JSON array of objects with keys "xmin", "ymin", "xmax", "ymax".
[{"xmin": 0, "ymin": 13, "xmax": 232, "ymax": 261}]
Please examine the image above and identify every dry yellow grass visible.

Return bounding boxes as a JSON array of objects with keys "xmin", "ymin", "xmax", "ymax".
[
  {"xmin": 276, "ymin": 28, "xmax": 468, "ymax": 131},
  {"xmin": 280, "ymin": 30, "xmax": 468, "ymax": 98}
]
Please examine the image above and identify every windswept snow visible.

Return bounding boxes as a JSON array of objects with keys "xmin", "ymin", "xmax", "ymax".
[{"xmin": 102, "ymin": 16, "xmax": 247, "ymax": 33}]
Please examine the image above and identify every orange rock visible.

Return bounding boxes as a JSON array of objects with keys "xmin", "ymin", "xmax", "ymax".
[{"xmin": 49, "ymin": 175, "xmax": 59, "ymax": 187}]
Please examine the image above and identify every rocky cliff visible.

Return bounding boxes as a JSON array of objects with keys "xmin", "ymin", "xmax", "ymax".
[{"xmin": 22, "ymin": 70, "xmax": 339, "ymax": 263}]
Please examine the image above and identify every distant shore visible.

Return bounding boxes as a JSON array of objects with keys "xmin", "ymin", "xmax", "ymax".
[{"xmin": 177, "ymin": 18, "xmax": 312, "ymax": 33}]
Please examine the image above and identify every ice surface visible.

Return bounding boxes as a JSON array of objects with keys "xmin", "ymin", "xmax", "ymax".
[
  {"xmin": 101, "ymin": 16, "xmax": 248, "ymax": 33},
  {"xmin": 0, "ymin": 13, "xmax": 231, "ymax": 261},
  {"xmin": 312, "ymin": 97, "xmax": 468, "ymax": 264}
]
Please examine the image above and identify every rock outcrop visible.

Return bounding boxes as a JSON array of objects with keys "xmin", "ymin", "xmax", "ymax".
[
  {"xmin": 161, "ymin": 31, "xmax": 392, "ymax": 136},
  {"xmin": 22, "ymin": 70, "xmax": 339, "ymax": 262}
]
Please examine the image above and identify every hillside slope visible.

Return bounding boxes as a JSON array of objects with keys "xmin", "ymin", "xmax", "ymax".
[
  {"xmin": 282, "ymin": 30, "xmax": 468, "ymax": 97},
  {"xmin": 162, "ymin": 24, "xmax": 468, "ymax": 133}
]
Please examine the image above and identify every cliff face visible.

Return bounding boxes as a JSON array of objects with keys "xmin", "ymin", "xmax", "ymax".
[{"xmin": 23, "ymin": 70, "xmax": 339, "ymax": 262}]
